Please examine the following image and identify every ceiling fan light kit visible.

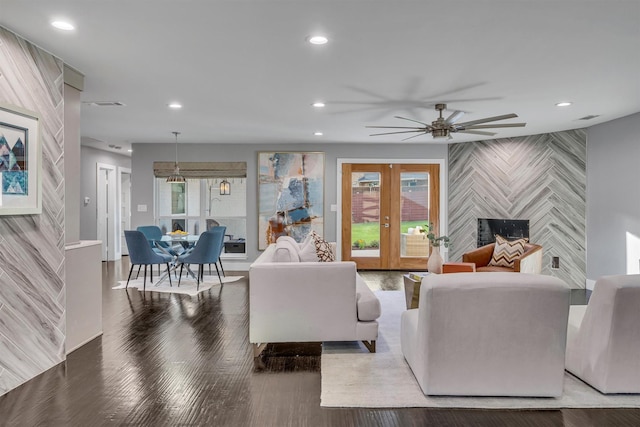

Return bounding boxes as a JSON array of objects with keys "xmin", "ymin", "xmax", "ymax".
[
  {"xmin": 432, "ymin": 128, "xmax": 449, "ymax": 139},
  {"xmin": 367, "ymin": 103, "xmax": 526, "ymax": 141}
]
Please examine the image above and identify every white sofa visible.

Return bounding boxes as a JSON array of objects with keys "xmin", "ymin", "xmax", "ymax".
[
  {"xmin": 401, "ymin": 272, "xmax": 570, "ymax": 397},
  {"xmin": 565, "ymin": 274, "xmax": 640, "ymax": 394},
  {"xmin": 249, "ymin": 241, "xmax": 381, "ymax": 361}
]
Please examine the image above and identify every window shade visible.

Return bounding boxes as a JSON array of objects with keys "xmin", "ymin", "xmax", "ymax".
[{"xmin": 153, "ymin": 162, "xmax": 247, "ymax": 179}]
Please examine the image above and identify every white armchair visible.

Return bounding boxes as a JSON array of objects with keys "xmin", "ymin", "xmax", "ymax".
[
  {"xmin": 565, "ymin": 274, "xmax": 640, "ymax": 394},
  {"xmin": 401, "ymin": 272, "xmax": 570, "ymax": 397}
]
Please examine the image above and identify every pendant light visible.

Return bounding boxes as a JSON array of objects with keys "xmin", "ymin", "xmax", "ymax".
[
  {"xmin": 220, "ymin": 179, "xmax": 231, "ymax": 195},
  {"xmin": 167, "ymin": 131, "xmax": 185, "ymax": 183}
]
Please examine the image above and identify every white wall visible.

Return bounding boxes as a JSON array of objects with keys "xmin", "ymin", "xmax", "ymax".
[
  {"xmin": 586, "ymin": 112, "xmax": 640, "ymax": 286},
  {"xmin": 80, "ymin": 146, "xmax": 131, "ymax": 240},
  {"xmin": 131, "ymin": 143, "xmax": 448, "ymax": 265}
]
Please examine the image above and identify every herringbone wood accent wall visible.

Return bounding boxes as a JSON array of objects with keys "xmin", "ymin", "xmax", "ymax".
[
  {"xmin": 0, "ymin": 27, "xmax": 65, "ymax": 395},
  {"xmin": 449, "ymin": 130, "xmax": 586, "ymax": 288}
]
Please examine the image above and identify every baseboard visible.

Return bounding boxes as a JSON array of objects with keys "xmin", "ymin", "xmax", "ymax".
[{"xmin": 66, "ymin": 332, "xmax": 103, "ymax": 355}]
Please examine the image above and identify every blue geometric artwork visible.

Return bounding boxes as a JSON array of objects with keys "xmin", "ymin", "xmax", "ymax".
[
  {"xmin": 1, "ymin": 122, "xmax": 29, "ymax": 195},
  {"xmin": 258, "ymin": 152, "xmax": 324, "ymax": 249}
]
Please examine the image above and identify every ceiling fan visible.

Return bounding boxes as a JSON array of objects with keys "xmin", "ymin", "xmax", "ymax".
[{"xmin": 367, "ymin": 103, "xmax": 526, "ymax": 141}]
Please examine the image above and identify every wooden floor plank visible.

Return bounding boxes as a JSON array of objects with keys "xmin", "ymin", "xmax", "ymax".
[{"xmin": 0, "ymin": 259, "xmax": 638, "ymax": 426}]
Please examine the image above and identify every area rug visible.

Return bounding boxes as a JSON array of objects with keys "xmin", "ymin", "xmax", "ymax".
[
  {"xmin": 321, "ymin": 290, "xmax": 640, "ymax": 409},
  {"xmin": 113, "ymin": 275, "xmax": 243, "ymax": 296}
]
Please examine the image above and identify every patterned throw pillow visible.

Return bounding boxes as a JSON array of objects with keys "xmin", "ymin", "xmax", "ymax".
[
  {"xmin": 488, "ymin": 235, "xmax": 527, "ymax": 268},
  {"xmin": 310, "ymin": 231, "xmax": 335, "ymax": 262}
]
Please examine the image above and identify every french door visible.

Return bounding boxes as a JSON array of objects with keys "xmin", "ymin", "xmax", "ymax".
[{"xmin": 341, "ymin": 163, "xmax": 440, "ymax": 270}]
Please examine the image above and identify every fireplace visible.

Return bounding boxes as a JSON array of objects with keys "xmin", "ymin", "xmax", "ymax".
[{"xmin": 477, "ymin": 218, "xmax": 529, "ymax": 247}]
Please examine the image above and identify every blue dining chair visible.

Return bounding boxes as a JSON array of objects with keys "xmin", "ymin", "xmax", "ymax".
[
  {"xmin": 124, "ymin": 230, "xmax": 173, "ymax": 291},
  {"xmin": 176, "ymin": 229, "xmax": 224, "ymax": 289},
  {"xmin": 209, "ymin": 225, "xmax": 227, "ymax": 277}
]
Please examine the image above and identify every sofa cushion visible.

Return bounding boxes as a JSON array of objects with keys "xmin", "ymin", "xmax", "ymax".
[
  {"xmin": 274, "ymin": 236, "xmax": 300, "ymax": 262},
  {"xmin": 298, "ymin": 233, "xmax": 320, "ymax": 262},
  {"xmin": 355, "ymin": 274, "xmax": 381, "ymax": 321},
  {"xmin": 488, "ymin": 235, "xmax": 527, "ymax": 268}
]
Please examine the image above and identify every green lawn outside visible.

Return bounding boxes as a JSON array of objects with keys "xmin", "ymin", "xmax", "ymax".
[{"xmin": 351, "ymin": 220, "xmax": 428, "ymax": 248}]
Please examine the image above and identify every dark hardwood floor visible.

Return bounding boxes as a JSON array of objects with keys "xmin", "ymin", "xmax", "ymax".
[{"xmin": 0, "ymin": 260, "xmax": 638, "ymax": 426}]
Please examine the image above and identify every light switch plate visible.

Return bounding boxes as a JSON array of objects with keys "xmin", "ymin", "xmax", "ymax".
[{"xmin": 137, "ymin": 204, "xmax": 147, "ymax": 212}]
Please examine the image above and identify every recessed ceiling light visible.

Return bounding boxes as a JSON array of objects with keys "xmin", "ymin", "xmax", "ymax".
[
  {"xmin": 168, "ymin": 102, "xmax": 182, "ymax": 109},
  {"xmin": 556, "ymin": 102, "xmax": 572, "ymax": 107},
  {"xmin": 314, "ymin": 132, "xmax": 323, "ymax": 136},
  {"xmin": 312, "ymin": 102, "xmax": 326, "ymax": 108},
  {"xmin": 127, "ymin": 149, "xmax": 133, "ymax": 153},
  {"xmin": 51, "ymin": 21, "xmax": 75, "ymax": 31},
  {"xmin": 308, "ymin": 35, "xmax": 328, "ymax": 45}
]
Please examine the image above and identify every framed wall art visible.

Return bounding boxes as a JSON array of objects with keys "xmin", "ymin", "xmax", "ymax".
[
  {"xmin": 0, "ymin": 104, "xmax": 41, "ymax": 215},
  {"xmin": 258, "ymin": 152, "xmax": 324, "ymax": 250}
]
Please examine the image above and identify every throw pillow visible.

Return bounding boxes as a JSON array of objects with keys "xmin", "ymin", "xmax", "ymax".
[
  {"xmin": 488, "ymin": 235, "xmax": 527, "ymax": 268},
  {"xmin": 277, "ymin": 235, "xmax": 299, "ymax": 247},
  {"xmin": 298, "ymin": 233, "xmax": 319, "ymax": 262},
  {"xmin": 310, "ymin": 231, "xmax": 335, "ymax": 262},
  {"xmin": 274, "ymin": 236, "xmax": 300, "ymax": 262}
]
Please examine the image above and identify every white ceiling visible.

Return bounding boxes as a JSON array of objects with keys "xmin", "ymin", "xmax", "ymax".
[{"xmin": 1, "ymin": 1, "xmax": 639, "ymax": 156}]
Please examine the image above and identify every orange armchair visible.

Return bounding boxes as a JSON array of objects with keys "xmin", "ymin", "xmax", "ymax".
[{"xmin": 462, "ymin": 242, "xmax": 543, "ymax": 273}]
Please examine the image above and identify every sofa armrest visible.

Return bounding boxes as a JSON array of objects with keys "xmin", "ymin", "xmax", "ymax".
[
  {"xmin": 462, "ymin": 244, "xmax": 494, "ymax": 267},
  {"xmin": 514, "ymin": 244, "xmax": 543, "ymax": 273}
]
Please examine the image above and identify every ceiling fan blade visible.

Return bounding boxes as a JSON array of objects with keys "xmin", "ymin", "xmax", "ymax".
[
  {"xmin": 402, "ymin": 132, "xmax": 428, "ymax": 141},
  {"xmin": 461, "ymin": 123, "xmax": 527, "ymax": 129},
  {"xmin": 366, "ymin": 125, "xmax": 426, "ymax": 130},
  {"xmin": 394, "ymin": 116, "xmax": 432, "ymax": 128},
  {"xmin": 455, "ymin": 113, "xmax": 518, "ymax": 127},
  {"xmin": 369, "ymin": 130, "xmax": 425, "ymax": 136},
  {"xmin": 457, "ymin": 130, "xmax": 497, "ymax": 136},
  {"xmin": 445, "ymin": 110, "xmax": 465, "ymax": 125}
]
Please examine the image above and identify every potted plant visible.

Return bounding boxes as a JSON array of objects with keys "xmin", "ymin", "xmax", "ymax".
[{"xmin": 421, "ymin": 223, "xmax": 450, "ymax": 274}]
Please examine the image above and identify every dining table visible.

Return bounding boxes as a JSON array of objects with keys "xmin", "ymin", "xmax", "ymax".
[{"xmin": 153, "ymin": 233, "xmax": 200, "ymax": 284}]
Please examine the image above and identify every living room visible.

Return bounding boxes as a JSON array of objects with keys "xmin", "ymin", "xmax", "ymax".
[{"xmin": 1, "ymin": 1, "xmax": 639, "ymax": 425}]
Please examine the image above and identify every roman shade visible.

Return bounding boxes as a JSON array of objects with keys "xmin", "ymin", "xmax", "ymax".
[{"xmin": 153, "ymin": 162, "xmax": 247, "ymax": 179}]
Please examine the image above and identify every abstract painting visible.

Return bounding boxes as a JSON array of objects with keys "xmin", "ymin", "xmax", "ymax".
[
  {"xmin": 258, "ymin": 152, "xmax": 324, "ymax": 249},
  {"xmin": 0, "ymin": 104, "xmax": 41, "ymax": 215}
]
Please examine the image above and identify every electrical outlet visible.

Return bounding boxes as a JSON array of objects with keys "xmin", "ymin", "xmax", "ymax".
[{"xmin": 551, "ymin": 256, "xmax": 560, "ymax": 269}]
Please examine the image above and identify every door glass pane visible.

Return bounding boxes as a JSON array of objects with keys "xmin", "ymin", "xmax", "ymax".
[
  {"xmin": 186, "ymin": 179, "xmax": 200, "ymax": 216},
  {"xmin": 171, "ymin": 183, "xmax": 186, "ymax": 214},
  {"xmin": 400, "ymin": 172, "xmax": 430, "ymax": 257},
  {"xmin": 351, "ymin": 172, "xmax": 380, "ymax": 257},
  {"xmin": 157, "ymin": 180, "xmax": 174, "ymax": 217}
]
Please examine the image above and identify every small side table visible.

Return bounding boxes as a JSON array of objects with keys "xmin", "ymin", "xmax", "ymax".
[{"xmin": 403, "ymin": 273, "xmax": 428, "ymax": 309}]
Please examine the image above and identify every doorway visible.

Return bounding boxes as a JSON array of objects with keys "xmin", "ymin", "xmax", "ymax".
[
  {"xmin": 340, "ymin": 162, "xmax": 441, "ymax": 270},
  {"xmin": 97, "ymin": 163, "xmax": 118, "ymax": 261},
  {"xmin": 118, "ymin": 167, "xmax": 132, "ymax": 255}
]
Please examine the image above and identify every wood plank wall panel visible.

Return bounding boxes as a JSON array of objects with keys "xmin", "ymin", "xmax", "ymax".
[
  {"xmin": 448, "ymin": 130, "xmax": 586, "ymax": 288},
  {"xmin": 0, "ymin": 27, "xmax": 65, "ymax": 395}
]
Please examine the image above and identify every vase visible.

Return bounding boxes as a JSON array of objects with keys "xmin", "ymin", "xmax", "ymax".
[{"xmin": 427, "ymin": 246, "xmax": 443, "ymax": 274}]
